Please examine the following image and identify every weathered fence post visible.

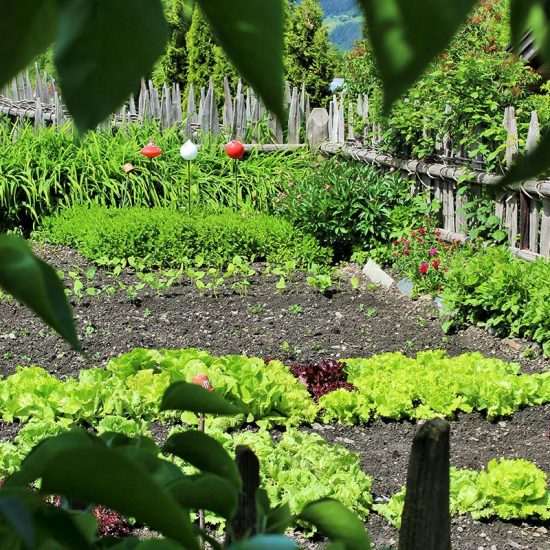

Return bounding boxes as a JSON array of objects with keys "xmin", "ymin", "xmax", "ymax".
[
  {"xmin": 398, "ymin": 418, "xmax": 451, "ymax": 550},
  {"xmin": 306, "ymin": 108, "xmax": 329, "ymax": 149},
  {"xmin": 226, "ymin": 446, "xmax": 260, "ymax": 542}
]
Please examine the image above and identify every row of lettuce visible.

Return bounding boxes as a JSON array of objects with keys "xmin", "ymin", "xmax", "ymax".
[{"xmin": 0, "ymin": 348, "xmax": 548, "ymax": 528}]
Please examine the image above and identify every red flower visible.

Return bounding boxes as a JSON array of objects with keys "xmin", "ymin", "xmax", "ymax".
[
  {"xmin": 435, "ymin": 230, "xmax": 441, "ymax": 236},
  {"xmin": 393, "ymin": 239, "xmax": 399, "ymax": 245},
  {"xmin": 419, "ymin": 262, "xmax": 429, "ymax": 275},
  {"xmin": 432, "ymin": 260, "xmax": 440, "ymax": 270},
  {"xmin": 438, "ymin": 238, "xmax": 445, "ymax": 243},
  {"xmin": 403, "ymin": 249, "xmax": 410, "ymax": 256},
  {"xmin": 418, "ymin": 228, "xmax": 426, "ymax": 234}
]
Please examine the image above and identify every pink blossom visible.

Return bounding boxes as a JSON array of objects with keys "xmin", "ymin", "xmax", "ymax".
[{"xmin": 429, "ymin": 248, "xmax": 437, "ymax": 256}]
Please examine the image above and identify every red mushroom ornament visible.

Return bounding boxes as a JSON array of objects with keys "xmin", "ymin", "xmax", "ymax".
[
  {"xmin": 141, "ymin": 142, "xmax": 162, "ymax": 159},
  {"xmin": 225, "ymin": 140, "xmax": 244, "ymax": 160},
  {"xmin": 191, "ymin": 374, "xmax": 214, "ymax": 392}
]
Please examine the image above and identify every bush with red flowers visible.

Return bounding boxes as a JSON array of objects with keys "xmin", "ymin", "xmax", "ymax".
[{"xmin": 392, "ymin": 228, "xmax": 460, "ymax": 296}]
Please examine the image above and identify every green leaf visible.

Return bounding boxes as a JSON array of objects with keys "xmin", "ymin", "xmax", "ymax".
[
  {"xmin": 227, "ymin": 535, "xmax": 298, "ymax": 550},
  {"xmin": 0, "ymin": 235, "xmax": 81, "ymax": 351},
  {"xmin": 195, "ymin": 0, "xmax": 285, "ymax": 121},
  {"xmin": 39, "ymin": 446, "xmax": 199, "ymax": 549},
  {"xmin": 160, "ymin": 381, "xmax": 243, "ymax": 416},
  {"xmin": 499, "ymin": 128, "xmax": 550, "ymax": 188},
  {"xmin": 299, "ymin": 498, "xmax": 372, "ymax": 550},
  {"xmin": 265, "ymin": 502, "xmax": 292, "ymax": 535},
  {"xmin": 54, "ymin": 0, "xmax": 168, "ymax": 132},
  {"xmin": 358, "ymin": 0, "xmax": 478, "ymax": 111},
  {"xmin": 168, "ymin": 474, "xmax": 239, "ymax": 519},
  {"xmin": 5, "ymin": 431, "xmax": 94, "ymax": 489},
  {"xmin": 163, "ymin": 431, "xmax": 241, "ymax": 490},
  {"xmin": 0, "ymin": 492, "xmax": 35, "ymax": 548},
  {"xmin": 0, "ymin": 0, "xmax": 58, "ymax": 88}
]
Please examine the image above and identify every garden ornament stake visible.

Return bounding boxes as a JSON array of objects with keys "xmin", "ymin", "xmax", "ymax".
[
  {"xmin": 180, "ymin": 140, "xmax": 199, "ymax": 214},
  {"xmin": 225, "ymin": 140, "xmax": 245, "ymax": 211},
  {"xmin": 140, "ymin": 141, "xmax": 162, "ymax": 198},
  {"xmin": 121, "ymin": 163, "xmax": 134, "ymax": 207},
  {"xmin": 191, "ymin": 373, "xmax": 214, "ymax": 546}
]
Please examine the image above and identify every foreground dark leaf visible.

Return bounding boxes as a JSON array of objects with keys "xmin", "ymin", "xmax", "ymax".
[
  {"xmin": 55, "ymin": 0, "xmax": 168, "ymax": 132},
  {"xmin": 0, "ymin": 235, "xmax": 80, "ymax": 351},
  {"xmin": 160, "ymin": 381, "xmax": 243, "ymax": 416},
  {"xmin": 195, "ymin": 0, "xmax": 285, "ymax": 121},
  {"xmin": 169, "ymin": 473, "xmax": 238, "ymax": 519},
  {"xmin": 163, "ymin": 430, "xmax": 242, "ymax": 489},
  {"xmin": 0, "ymin": 0, "xmax": 58, "ymax": 88},
  {"xmin": 299, "ymin": 498, "xmax": 372, "ymax": 550},
  {"xmin": 510, "ymin": 0, "xmax": 550, "ymax": 61},
  {"xmin": 499, "ymin": 127, "xmax": 550, "ymax": 187},
  {"xmin": 358, "ymin": 0, "xmax": 477, "ymax": 112},
  {"xmin": 40, "ymin": 446, "xmax": 199, "ymax": 549}
]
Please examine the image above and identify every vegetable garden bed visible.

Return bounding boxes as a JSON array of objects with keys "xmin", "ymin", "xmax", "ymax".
[{"xmin": 0, "ymin": 244, "xmax": 548, "ymax": 550}]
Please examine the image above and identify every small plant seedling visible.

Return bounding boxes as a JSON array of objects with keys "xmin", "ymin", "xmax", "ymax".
[
  {"xmin": 85, "ymin": 325, "xmax": 95, "ymax": 336},
  {"xmin": 306, "ymin": 274, "xmax": 333, "ymax": 294},
  {"xmin": 310, "ymin": 343, "xmax": 321, "ymax": 351},
  {"xmin": 350, "ymin": 276, "xmax": 360, "ymax": 290},
  {"xmin": 247, "ymin": 304, "xmax": 264, "ymax": 314},
  {"xmin": 276, "ymin": 277, "xmax": 286, "ymax": 292},
  {"xmin": 418, "ymin": 317, "xmax": 426, "ymax": 328},
  {"xmin": 287, "ymin": 304, "xmax": 303, "ymax": 314},
  {"xmin": 367, "ymin": 283, "xmax": 378, "ymax": 291},
  {"xmin": 405, "ymin": 340, "xmax": 414, "ymax": 349}
]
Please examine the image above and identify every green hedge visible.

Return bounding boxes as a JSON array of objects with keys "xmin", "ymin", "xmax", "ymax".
[{"xmin": 36, "ymin": 206, "xmax": 332, "ymax": 267}]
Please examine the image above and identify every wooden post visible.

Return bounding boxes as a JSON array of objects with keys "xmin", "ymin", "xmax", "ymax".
[
  {"xmin": 288, "ymin": 87, "xmax": 300, "ymax": 144},
  {"xmin": 227, "ymin": 446, "xmax": 260, "ymax": 542},
  {"xmin": 399, "ymin": 418, "xmax": 451, "ymax": 550},
  {"xmin": 527, "ymin": 111, "xmax": 541, "ymax": 252},
  {"xmin": 306, "ymin": 108, "xmax": 329, "ymax": 149}
]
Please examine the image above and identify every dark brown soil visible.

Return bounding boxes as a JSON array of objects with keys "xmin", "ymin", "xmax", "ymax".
[{"xmin": 0, "ymin": 244, "xmax": 548, "ymax": 549}]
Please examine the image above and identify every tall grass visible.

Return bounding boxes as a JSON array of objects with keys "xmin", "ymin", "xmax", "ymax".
[{"xmin": 0, "ymin": 118, "xmax": 313, "ymax": 232}]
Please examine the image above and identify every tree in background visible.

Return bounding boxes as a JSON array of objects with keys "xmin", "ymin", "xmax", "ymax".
[
  {"xmin": 185, "ymin": 5, "xmax": 217, "ymax": 95},
  {"xmin": 152, "ymin": 0, "xmax": 192, "ymax": 88},
  {"xmin": 285, "ymin": 0, "xmax": 336, "ymax": 106},
  {"xmin": 185, "ymin": 5, "xmax": 238, "ymax": 100}
]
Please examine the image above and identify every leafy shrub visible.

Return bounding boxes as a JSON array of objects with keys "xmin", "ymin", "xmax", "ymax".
[
  {"xmin": 319, "ymin": 351, "xmax": 549, "ymax": 423},
  {"xmin": 36, "ymin": 206, "xmax": 332, "ymax": 268},
  {"xmin": 375, "ymin": 458, "xmax": 550, "ymax": 528},
  {"xmin": 442, "ymin": 246, "xmax": 550, "ymax": 356},
  {"xmin": 391, "ymin": 228, "xmax": 461, "ymax": 296},
  {"xmin": 342, "ymin": 1, "xmax": 548, "ymax": 171},
  {"xmin": 277, "ymin": 157, "xmax": 438, "ymax": 260}
]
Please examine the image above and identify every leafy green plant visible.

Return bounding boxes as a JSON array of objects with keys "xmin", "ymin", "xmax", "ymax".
[
  {"xmin": 277, "ymin": 157, "xmax": 437, "ymax": 260},
  {"xmin": 36, "ymin": 206, "xmax": 331, "ymax": 269},
  {"xmin": 375, "ymin": 458, "xmax": 550, "ymax": 528},
  {"xmin": 319, "ymin": 350, "xmax": 549, "ymax": 423},
  {"xmin": 442, "ymin": 246, "xmax": 550, "ymax": 356}
]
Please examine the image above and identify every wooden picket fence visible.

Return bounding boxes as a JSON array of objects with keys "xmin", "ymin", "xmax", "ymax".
[
  {"xmin": 316, "ymin": 94, "xmax": 550, "ymax": 261},
  {"xmin": 0, "ymin": 66, "xmax": 310, "ymax": 145},
  {"xmin": 2, "ymin": 68, "xmax": 549, "ymax": 259}
]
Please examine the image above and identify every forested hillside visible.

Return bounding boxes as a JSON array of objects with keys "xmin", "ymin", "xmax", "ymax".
[{"xmin": 318, "ymin": 0, "xmax": 362, "ymax": 51}]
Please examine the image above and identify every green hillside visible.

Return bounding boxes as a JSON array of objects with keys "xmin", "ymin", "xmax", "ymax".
[{"xmin": 313, "ymin": 0, "xmax": 363, "ymax": 51}]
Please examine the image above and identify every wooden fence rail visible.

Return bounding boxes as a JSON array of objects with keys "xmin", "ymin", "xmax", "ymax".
[{"xmin": 313, "ymin": 94, "xmax": 550, "ymax": 260}]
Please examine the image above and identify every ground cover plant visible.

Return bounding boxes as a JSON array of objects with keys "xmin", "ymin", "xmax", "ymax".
[
  {"xmin": 0, "ymin": 120, "xmax": 313, "ymax": 232},
  {"xmin": 375, "ymin": 458, "xmax": 550, "ymax": 528},
  {"xmin": 36, "ymin": 206, "xmax": 332, "ymax": 268}
]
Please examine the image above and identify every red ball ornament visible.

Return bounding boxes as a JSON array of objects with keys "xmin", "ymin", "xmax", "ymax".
[
  {"xmin": 192, "ymin": 374, "xmax": 214, "ymax": 392},
  {"xmin": 225, "ymin": 140, "xmax": 245, "ymax": 160},
  {"xmin": 141, "ymin": 142, "xmax": 162, "ymax": 159}
]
